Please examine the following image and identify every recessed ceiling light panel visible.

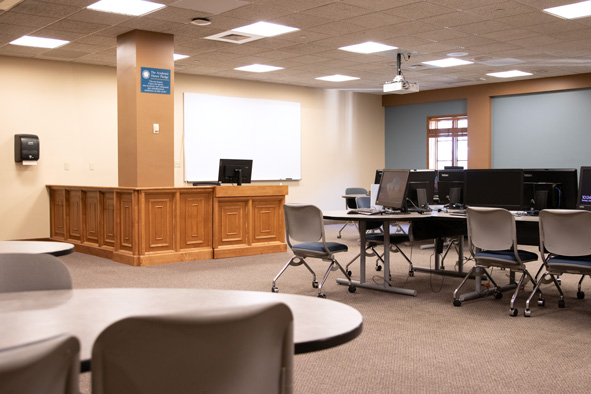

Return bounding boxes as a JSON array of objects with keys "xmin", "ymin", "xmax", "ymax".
[
  {"xmin": 338, "ymin": 41, "xmax": 398, "ymax": 54},
  {"xmin": 544, "ymin": 1, "xmax": 591, "ymax": 19},
  {"xmin": 486, "ymin": 70, "xmax": 533, "ymax": 78},
  {"xmin": 173, "ymin": 54, "xmax": 189, "ymax": 61},
  {"xmin": 88, "ymin": 0, "xmax": 165, "ymax": 16},
  {"xmin": 315, "ymin": 75, "xmax": 360, "ymax": 82},
  {"xmin": 422, "ymin": 58, "xmax": 474, "ymax": 67},
  {"xmin": 234, "ymin": 64, "xmax": 284, "ymax": 73},
  {"xmin": 232, "ymin": 21, "xmax": 299, "ymax": 37},
  {"xmin": 10, "ymin": 36, "xmax": 69, "ymax": 49}
]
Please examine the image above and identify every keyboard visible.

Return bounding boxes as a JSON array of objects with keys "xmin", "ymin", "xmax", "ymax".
[{"xmin": 348, "ymin": 208, "xmax": 385, "ymax": 215}]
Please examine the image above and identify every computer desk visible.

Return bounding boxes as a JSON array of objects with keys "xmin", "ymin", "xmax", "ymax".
[{"xmin": 323, "ymin": 209, "xmax": 540, "ymax": 297}]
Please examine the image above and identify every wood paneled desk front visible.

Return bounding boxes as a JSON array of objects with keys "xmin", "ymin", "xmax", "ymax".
[{"xmin": 0, "ymin": 288, "xmax": 363, "ymax": 372}]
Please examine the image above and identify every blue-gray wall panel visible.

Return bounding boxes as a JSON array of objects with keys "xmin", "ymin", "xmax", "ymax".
[
  {"xmin": 384, "ymin": 100, "xmax": 467, "ymax": 169},
  {"xmin": 492, "ymin": 89, "xmax": 591, "ymax": 170}
]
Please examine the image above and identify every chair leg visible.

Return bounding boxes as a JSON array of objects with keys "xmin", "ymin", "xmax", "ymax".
[
  {"xmin": 272, "ymin": 256, "xmax": 317, "ymax": 293},
  {"xmin": 453, "ymin": 266, "xmax": 479, "ymax": 306},
  {"xmin": 337, "ymin": 221, "xmax": 351, "ymax": 238},
  {"xmin": 524, "ymin": 275, "xmax": 546, "ymax": 317},
  {"xmin": 509, "ymin": 270, "xmax": 530, "ymax": 316},
  {"xmin": 577, "ymin": 275, "xmax": 586, "ymax": 299},
  {"xmin": 392, "ymin": 244, "xmax": 414, "ymax": 276},
  {"xmin": 317, "ymin": 258, "xmax": 356, "ymax": 298}
]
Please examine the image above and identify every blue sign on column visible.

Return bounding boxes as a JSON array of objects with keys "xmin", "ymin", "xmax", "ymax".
[{"xmin": 140, "ymin": 67, "xmax": 171, "ymax": 94}]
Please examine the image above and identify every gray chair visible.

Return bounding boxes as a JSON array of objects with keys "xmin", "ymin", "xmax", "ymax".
[
  {"xmin": 345, "ymin": 196, "xmax": 414, "ymax": 277},
  {"xmin": 273, "ymin": 204, "xmax": 356, "ymax": 298},
  {"xmin": 92, "ymin": 302, "xmax": 294, "ymax": 394},
  {"xmin": 524, "ymin": 209, "xmax": 591, "ymax": 317},
  {"xmin": 0, "ymin": 334, "xmax": 80, "ymax": 394},
  {"xmin": 337, "ymin": 187, "xmax": 368, "ymax": 238},
  {"xmin": 453, "ymin": 207, "xmax": 538, "ymax": 316},
  {"xmin": 0, "ymin": 253, "xmax": 72, "ymax": 293}
]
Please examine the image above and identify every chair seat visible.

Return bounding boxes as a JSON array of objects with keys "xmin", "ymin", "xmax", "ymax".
[
  {"xmin": 475, "ymin": 249, "xmax": 538, "ymax": 265},
  {"xmin": 292, "ymin": 242, "xmax": 348, "ymax": 254},
  {"xmin": 547, "ymin": 255, "xmax": 591, "ymax": 274},
  {"xmin": 365, "ymin": 233, "xmax": 410, "ymax": 244}
]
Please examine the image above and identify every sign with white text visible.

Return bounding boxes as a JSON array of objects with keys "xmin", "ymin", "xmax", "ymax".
[{"xmin": 140, "ymin": 67, "xmax": 171, "ymax": 94}]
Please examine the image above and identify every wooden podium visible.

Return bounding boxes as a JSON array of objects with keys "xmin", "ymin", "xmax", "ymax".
[{"xmin": 47, "ymin": 185, "xmax": 287, "ymax": 266}]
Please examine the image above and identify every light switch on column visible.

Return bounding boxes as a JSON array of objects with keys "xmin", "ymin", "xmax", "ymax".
[{"xmin": 153, "ymin": 124, "xmax": 159, "ymax": 134}]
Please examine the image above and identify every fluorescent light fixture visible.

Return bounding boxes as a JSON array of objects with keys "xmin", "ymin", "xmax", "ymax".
[
  {"xmin": 10, "ymin": 35, "xmax": 69, "ymax": 49},
  {"xmin": 315, "ymin": 74, "xmax": 360, "ymax": 82},
  {"xmin": 486, "ymin": 70, "xmax": 533, "ymax": 78},
  {"xmin": 338, "ymin": 41, "xmax": 398, "ymax": 54},
  {"xmin": 173, "ymin": 54, "xmax": 189, "ymax": 61},
  {"xmin": 234, "ymin": 64, "xmax": 284, "ymax": 73},
  {"xmin": 232, "ymin": 21, "xmax": 299, "ymax": 37},
  {"xmin": 544, "ymin": 1, "xmax": 591, "ymax": 19},
  {"xmin": 422, "ymin": 58, "xmax": 474, "ymax": 67},
  {"xmin": 88, "ymin": 0, "xmax": 165, "ymax": 16}
]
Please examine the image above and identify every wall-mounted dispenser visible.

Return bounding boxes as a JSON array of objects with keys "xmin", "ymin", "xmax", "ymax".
[{"xmin": 15, "ymin": 134, "xmax": 40, "ymax": 164}]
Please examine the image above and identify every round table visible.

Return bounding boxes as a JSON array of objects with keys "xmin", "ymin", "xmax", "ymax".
[
  {"xmin": 0, "ymin": 241, "xmax": 74, "ymax": 256},
  {"xmin": 0, "ymin": 288, "xmax": 363, "ymax": 371}
]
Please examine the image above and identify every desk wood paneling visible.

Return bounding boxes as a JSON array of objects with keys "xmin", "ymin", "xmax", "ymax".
[{"xmin": 48, "ymin": 185, "xmax": 287, "ymax": 266}]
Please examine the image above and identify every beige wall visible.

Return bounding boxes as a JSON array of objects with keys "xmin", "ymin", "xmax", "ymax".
[{"xmin": 0, "ymin": 56, "xmax": 385, "ymax": 241}]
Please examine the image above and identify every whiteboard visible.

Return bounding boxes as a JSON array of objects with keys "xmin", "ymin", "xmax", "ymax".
[{"xmin": 183, "ymin": 93, "xmax": 301, "ymax": 182}]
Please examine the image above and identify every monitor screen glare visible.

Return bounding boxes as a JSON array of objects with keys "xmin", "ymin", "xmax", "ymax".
[{"xmin": 375, "ymin": 169, "xmax": 410, "ymax": 211}]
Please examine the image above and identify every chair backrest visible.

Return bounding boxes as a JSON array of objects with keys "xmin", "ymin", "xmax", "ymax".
[
  {"xmin": 0, "ymin": 253, "xmax": 73, "ymax": 293},
  {"xmin": 539, "ymin": 209, "xmax": 591, "ymax": 257},
  {"xmin": 92, "ymin": 302, "xmax": 294, "ymax": 394},
  {"xmin": 284, "ymin": 204, "xmax": 325, "ymax": 245},
  {"xmin": 355, "ymin": 196, "xmax": 371, "ymax": 208},
  {"xmin": 0, "ymin": 334, "xmax": 80, "ymax": 394},
  {"xmin": 466, "ymin": 207, "xmax": 516, "ymax": 252},
  {"xmin": 345, "ymin": 188, "xmax": 368, "ymax": 209}
]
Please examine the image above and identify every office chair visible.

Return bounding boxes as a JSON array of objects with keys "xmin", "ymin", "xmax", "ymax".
[
  {"xmin": 92, "ymin": 302, "xmax": 294, "ymax": 394},
  {"xmin": 337, "ymin": 187, "xmax": 368, "ymax": 238},
  {"xmin": 524, "ymin": 209, "xmax": 591, "ymax": 317},
  {"xmin": 0, "ymin": 253, "xmax": 72, "ymax": 293},
  {"xmin": 273, "ymin": 204, "xmax": 356, "ymax": 298},
  {"xmin": 345, "ymin": 196, "xmax": 414, "ymax": 277},
  {"xmin": 453, "ymin": 207, "xmax": 538, "ymax": 316},
  {"xmin": 0, "ymin": 334, "xmax": 80, "ymax": 394}
]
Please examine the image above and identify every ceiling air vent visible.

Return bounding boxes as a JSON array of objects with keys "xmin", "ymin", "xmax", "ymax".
[{"xmin": 205, "ymin": 31, "xmax": 263, "ymax": 44}]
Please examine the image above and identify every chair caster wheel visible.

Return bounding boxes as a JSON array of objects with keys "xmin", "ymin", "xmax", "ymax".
[
  {"xmin": 348, "ymin": 285, "xmax": 356, "ymax": 293},
  {"xmin": 375, "ymin": 265, "xmax": 382, "ymax": 272},
  {"xmin": 409, "ymin": 270, "xmax": 414, "ymax": 277},
  {"xmin": 558, "ymin": 299, "xmax": 565, "ymax": 308},
  {"xmin": 524, "ymin": 309, "xmax": 531, "ymax": 317},
  {"xmin": 494, "ymin": 292, "xmax": 503, "ymax": 300},
  {"xmin": 510, "ymin": 308, "xmax": 518, "ymax": 317},
  {"xmin": 337, "ymin": 234, "xmax": 341, "ymax": 239},
  {"xmin": 453, "ymin": 299, "xmax": 461, "ymax": 307},
  {"xmin": 318, "ymin": 293, "xmax": 326, "ymax": 298},
  {"xmin": 577, "ymin": 291, "xmax": 585, "ymax": 299},
  {"xmin": 271, "ymin": 286, "xmax": 278, "ymax": 293},
  {"xmin": 312, "ymin": 281, "xmax": 319, "ymax": 289},
  {"xmin": 346, "ymin": 270, "xmax": 352, "ymax": 277},
  {"xmin": 537, "ymin": 298, "xmax": 545, "ymax": 306}
]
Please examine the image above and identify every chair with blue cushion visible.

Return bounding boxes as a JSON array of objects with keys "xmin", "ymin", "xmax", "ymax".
[
  {"xmin": 345, "ymin": 196, "xmax": 414, "ymax": 277},
  {"xmin": 453, "ymin": 207, "xmax": 538, "ymax": 316},
  {"xmin": 524, "ymin": 209, "xmax": 591, "ymax": 317},
  {"xmin": 273, "ymin": 204, "xmax": 356, "ymax": 298},
  {"xmin": 337, "ymin": 187, "xmax": 368, "ymax": 238}
]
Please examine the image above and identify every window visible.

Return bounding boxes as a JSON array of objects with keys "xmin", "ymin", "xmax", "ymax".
[{"xmin": 428, "ymin": 115, "xmax": 468, "ymax": 170}]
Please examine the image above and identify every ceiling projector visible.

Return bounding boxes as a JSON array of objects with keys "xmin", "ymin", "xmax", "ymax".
[{"xmin": 383, "ymin": 75, "xmax": 419, "ymax": 94}]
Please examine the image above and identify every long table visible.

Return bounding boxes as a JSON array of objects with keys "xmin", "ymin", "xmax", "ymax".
[
  {"xmin": 323, "ymin": 209, "xmax": 539, "ymax": 297},
  {"xmin": 0, "ymin": 288, "xmax": 363, "ymax": 372}
]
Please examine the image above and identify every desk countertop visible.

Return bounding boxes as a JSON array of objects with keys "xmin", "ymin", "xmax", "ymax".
[{"xmin": 0, "ymin": 241, "xmax": 74, "ymax": 256}]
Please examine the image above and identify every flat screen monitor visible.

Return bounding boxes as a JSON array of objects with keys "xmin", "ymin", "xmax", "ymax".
[
  {"xmin": 407, "ymin": 170, "xmax": 437, "ymax": 208},
  {"xmin": 523, "ymin": 168, "xmax": 578, "ymax": 210},
  {"xmin": 577, "ymin": 166, "xmax": 591, "ymax": 210},
  {"xmin": 376, "ymin": 169, "xmax": 410, "ymax": 212},
  {"xmin": 463, "ymin": 169, "xmax": 524, "ymax": 210},
  {"xmin": 437, "ymin": 170, "xmax": 464, "ymax": 205},
  {"xmin": 374, "ymin": 169, "xmax": 383, "ymax": 185},
  {"xmin": 217, "ymin": 159, "xmax": 253, "ymax": 185}
]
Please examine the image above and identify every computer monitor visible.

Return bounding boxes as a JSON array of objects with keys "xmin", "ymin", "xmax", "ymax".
[
  {"xmin": 523, "ymin": 168, "xmax": 578, "ymax": 210},
  {"xmin": 437, "ymin": 169, "xmax": 464, "ymax": 205},
  {"xmin": 463, "ymin": 169, "xmax": 524, "ymax": 210},
  {"xmin": 375, "ymin": 169, "xmax": 410, "ymax": 212},
  {"xmin": 577, "ymin": 166, "xmax": 591, "ymax": 210},
  {"xmin": 407, "ymin": 170, "xmax": 437, "ymax": 208},
  {"xmin": 374, "ymin": 169, "xmax": 383, "ymax": 185},
  {"xmin": 217, "ymin": 159, "xmax": 252, "ymax": 186}
]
